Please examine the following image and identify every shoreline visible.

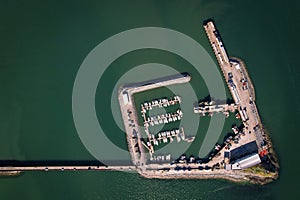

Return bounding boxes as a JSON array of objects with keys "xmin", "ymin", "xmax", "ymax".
[
  {"xmin": 230, "ymin": 57, "xmax": 280, "ymax": 177},
  {"xmin": 140, "ymin": 169, "xmax": 278, "ymax": 185}
]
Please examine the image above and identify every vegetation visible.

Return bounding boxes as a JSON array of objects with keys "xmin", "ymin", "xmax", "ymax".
[{"xmin": 243, "ymin": 165, "xmax": 275, "ymax": 177}]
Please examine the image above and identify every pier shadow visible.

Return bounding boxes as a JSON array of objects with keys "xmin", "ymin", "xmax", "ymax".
[
  {"xmin": 226, "ymin": 98, "xmax": 235, "ymax": 104},
  {"xmin": 203, "ymin": 18, "xmax": 215, "ymax": 25},
  {"xmin": 198, "ymin": 95, "xmax": 211, "ymax": 103},
  {"xmin": 122, "ymin": 72, "xmax": 190, "ymax": 88},
  {"xmin": 196, "ymin": 95, "xmax": 228, "ymax": 105},
  {"xmin": 0, "ymin": 160, "xmax": 133, "ymax": 167}
]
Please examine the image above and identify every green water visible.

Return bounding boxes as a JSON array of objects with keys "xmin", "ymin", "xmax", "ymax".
[{"xmin": 0, "ymin": 0, "xmax": 299, "ymax": 199}]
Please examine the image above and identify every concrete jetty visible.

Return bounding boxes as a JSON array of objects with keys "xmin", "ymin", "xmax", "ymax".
[
  {"xmin": 203, "ymin": 20, "xmax": 266, "ymax": 152},
  {"xmin": 194, "ymin": 102, "xmax": 238, "ymax": 116},
  {"xmin": 0, "ymin": 165, "xmax": 135, "ymax": 172}
]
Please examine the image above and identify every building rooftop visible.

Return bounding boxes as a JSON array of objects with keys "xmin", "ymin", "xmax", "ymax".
[{"xmin": 232, "ymin": 153, "xmax": 261, "ymax": 170}]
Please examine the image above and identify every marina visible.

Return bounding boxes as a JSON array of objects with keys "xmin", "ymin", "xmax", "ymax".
[
  {"xmin": 142, "ymin": 127, "xmax": 195, "ymax": 154},
  {"xmin": 118, "ymin": 73, "xmax": 191, "ymax": 168},
  {"xmin": 139, "ymin": 95, "xmax": 194, "ymax": 155}
]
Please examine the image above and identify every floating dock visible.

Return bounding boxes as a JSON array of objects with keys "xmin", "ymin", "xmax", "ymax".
[
  {"xmin": 143, "ymin": 109, "xmax": 183, "ymax": 127},
  {"xmin": 141, "ymin": 96, "xmax": 181, "ymax": 111}
]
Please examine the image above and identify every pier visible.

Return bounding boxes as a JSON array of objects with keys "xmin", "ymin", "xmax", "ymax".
[
  {"xmin": 194, "ymin": 102, "xmax": 238, "ymax": 117},
  {"xmin": 203, "ymin": 20, "xmax": 267, "ymax": 152},
  {"xmin": 0, "ymin": 165, "xmax": 134, "ymax": 172},
  {"xmin": 0, "ymin": 160, "xmax": 135, "ymax": 174}
]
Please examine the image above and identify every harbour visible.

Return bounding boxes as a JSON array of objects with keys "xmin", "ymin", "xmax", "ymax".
[
  {"xmin": 0, "ymin": 20, "xmax": 279, "ymax": 184},
  {"xmin": 1, "ymin": 1, "xmax": 298, "ymax": 199}
]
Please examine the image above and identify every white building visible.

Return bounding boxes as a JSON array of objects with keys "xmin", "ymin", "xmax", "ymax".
[
  {"xmin": 122, "ymin": 92, "xmax": 130, "ymax": 105},
  {"xmin": 231, "ymin": 153, "xmax": 261, "ymax": 170}
]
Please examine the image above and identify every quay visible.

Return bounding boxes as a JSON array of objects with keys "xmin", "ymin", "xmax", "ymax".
[{"xmin": 203, "ymin": 20, "xmax": 267, "ymax": 152}]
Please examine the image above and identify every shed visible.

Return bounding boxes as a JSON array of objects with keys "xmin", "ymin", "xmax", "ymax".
[
  {"xmin": 232, "ymin": 153, "xmax": 261, "ymax": 170},
  {"xmin": 122, "ymin": 92, "xmax": 129, "ymax": 105}
]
